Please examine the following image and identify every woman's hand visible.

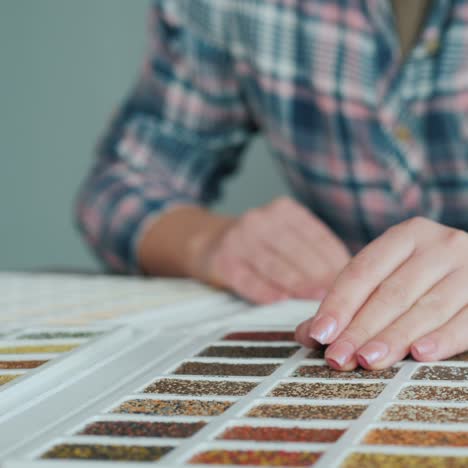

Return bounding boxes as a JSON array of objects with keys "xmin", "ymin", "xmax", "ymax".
[
  {"xmin": 190, "ymin": 197, "xmax": 350, "ymax": 305},
  {"xmin": 295, "ymin": 217, "xmax": 468, "ymax": 369}
]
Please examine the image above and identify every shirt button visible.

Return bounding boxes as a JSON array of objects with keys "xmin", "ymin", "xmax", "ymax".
[
  {"xmin": 425, "ymin": 37, "xmax": 440, "ymax": 55},
  {"xmin": 394, "ymin": 125, "xmax": 412, "ymax": 143}
]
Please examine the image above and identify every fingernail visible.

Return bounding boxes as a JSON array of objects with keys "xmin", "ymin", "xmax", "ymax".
[
  {"xmin": 326, "ymin": 341, "xmax": 355, "ymax": 368},
  {"xmin": 358, "ymin": 342, "xmax": 389, "ymax": 367},
  {"xmin": 412, "ymin": 338, "xmax": 437, "ymax": 357},
  {"xmin": 308, "ymin": 316, "xmax": 337, "ymax": 344}
]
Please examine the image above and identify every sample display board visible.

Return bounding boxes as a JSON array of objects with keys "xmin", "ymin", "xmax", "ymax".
[
  {"xmin": 0, "ymin": 273, "xmax": 467, "ymax": 467},
  {"xmin": 0, "ymin": 273, "xmax": 221, "ymax": 326}
]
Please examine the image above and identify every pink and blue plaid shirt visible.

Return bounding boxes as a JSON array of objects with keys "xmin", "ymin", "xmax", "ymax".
[{"xmin": 77, "ymin": 0, "xmax": 468, "ymax": 273}]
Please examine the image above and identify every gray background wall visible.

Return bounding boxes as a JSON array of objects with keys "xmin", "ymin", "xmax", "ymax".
[{"xmin": 0, "ymin": 0, "xmax": 288, "ymax": 271}]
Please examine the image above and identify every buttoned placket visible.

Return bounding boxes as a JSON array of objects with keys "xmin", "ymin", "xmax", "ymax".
[{"xmin": 367, "ymin": 0, "xmax": 451, "ymax": 223}]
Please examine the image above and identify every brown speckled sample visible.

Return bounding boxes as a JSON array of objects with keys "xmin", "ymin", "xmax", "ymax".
[
  {"xmin": 173, "ymin": 362, "xmax": 279, "ymax": 377},
  {"xmin": 197, "ymin": 345, "xmax": 299, "ymax": 359},
  {"xmin": 190, "ymin": 449, "xmax": 321, "ymax": 466},
  {"xmin": 270, "ymin": 382, "xmax": 385, "ymax": 399},
  {"xmin": 247, "ymin": 404, "xmax": 366, "ymax": 420},
  {"xmin": 412, "ymin": 366, "xmax": 468, "ymax": 381},
  {"xmin": 41, "ymin": 444, "xmax": 172, "ymax": 461},
  {"xmin": 144, "ymin": 379, "xmax": 257, "ymax": 397},
  {"xmin": 0, "ymin": 360, "xmax": 47, "ymax": 369},
  {"xmin": 113, "ymin": 399, "xmax": 233, "ymax": 417},
  {"xmin": 219, "ymin": 425, "xmax": 345, "ymax": 443},
  {"xmin": 398, "ymin": 385, "xmax": 468, "ymax": 402},
  {"xmin": 446, "ymin": 351, "xmax": 468, "ymax": 362},
  {"xmin": 382, "ymin": 405, "xmax": 468, "ymax": 423},
  {"xmin": 223, "ymin": 331, "xmax": 295, "ymax": 341},
  {"xmin": 293, "ymin": 365, "xmax": 398, "ymax": 380},
  {"xmin": 0, "ymin": 375, "xmax": 19, "ymax": 386},
  {"xmin": 80, "ymin": 420, "xmax": 206, "ymax": 438},
  {"xmin": 363, "ymin": 428, "xmax": 468, "ymax": 447},
  {"xmin": 342, "ymin": 453, "xmax": 468, "ymax": 468}
]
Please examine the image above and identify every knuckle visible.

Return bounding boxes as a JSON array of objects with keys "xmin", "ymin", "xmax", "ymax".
[
  {"xmin": 415, "ymin": 291, "xmax": 443, "ymax": 312},
  {"xmin": 324, "ymin": 288, "xmax": 352, "ymax": 314},
  {"xmin": 345, "ymin": 256, "xmax": 371, "ymax": 281},
  {"xmin": 444, "ymin": 229, "xmax": 468, "ymax": 248},
  {"xmin": 341, "ymin": 323, "xmax": 373, "ymax": 344},
  {"xmin": 386, "ymin": 324, "xmax": 412, "ymax": 344},
  {"xmin": 374, "ymin": 278, "xmax": 409, "ymax": 307}
]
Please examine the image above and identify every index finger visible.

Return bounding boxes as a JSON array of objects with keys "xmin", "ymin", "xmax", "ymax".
[{"xmin": 301, "ymin": 223, "xmax": 416, "ymax": 345}]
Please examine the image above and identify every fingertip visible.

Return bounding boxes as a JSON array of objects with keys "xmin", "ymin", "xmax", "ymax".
[
  {"xmin": 411, "ymin": 337, "xmax": 438, "ymax": 362},
  {"xmin": 295, "ymin": 319, "xmax": 320, "ymax": 348}
]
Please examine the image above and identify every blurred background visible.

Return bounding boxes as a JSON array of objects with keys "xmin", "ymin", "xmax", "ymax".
[{"xmin": 0, "ymin": 0, "xmax": 288, "ymax": 271}]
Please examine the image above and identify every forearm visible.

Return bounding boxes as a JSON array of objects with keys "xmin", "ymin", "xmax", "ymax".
[{"xmin": 137, "ymin": 206, "xmax": 235, "ymax": 279}]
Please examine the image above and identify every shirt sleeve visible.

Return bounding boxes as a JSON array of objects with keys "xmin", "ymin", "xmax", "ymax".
[{"xmin": 75, "ymin": 1, "xmax": 256, "ymax": 273}]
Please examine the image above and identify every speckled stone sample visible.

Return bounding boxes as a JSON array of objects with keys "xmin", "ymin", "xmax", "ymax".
[
  {"xmin": 381, "ymin": 405, "xmax": 468, "ymax": 423},
  {"xmin": 446, "ymin": 351, "xmax": 468, "ymax": 362},
  {"xmin": 363, "ymin": 428, "xmax": 468, "ymax": 447},
  {"xmin": 412, "ymin": 366, "xmax": 468, "ymax": 381},
  {"xmin": 398, "ymin": 385, "xmax": 468, "ymax": 402},
  {"xmin": 189, "ymin": 449, "xmax": 322, "ymax": 466},
  {"xmin": 0, "ymin": 360, "xmax": 47, "ymax": 369},
  {"xmin": 342, "ymin": 453, "xmax": 468, "ymax": 468},
  {"xmin": 80, "ymin": 421, "xmax": 206, "ymax": 438},
  {"xmin": 293, "ymin": 365, "xmax": 398, "ymax": 380},
  {"xmin": 173, "ymin": 362, "xmax": 279, "ymax": 377},
  {"xmin": 223, "ymin": 331, "xmax": 295, "ymax": 342},
  {"xmin": 247, "ymin": 404, "xmax": 367, "ymax": 420},
  {"xmin": 197, "ymin": 345, "xmax": 299, "ymax": 359},
  {"xmin": 0, "ymin": 344, "xmax": 77, "ymax": 354},
  {"xmin": 219, "ymin": 425, "xmax": 345, "ymax": 443},
  {"xmin": 0, "ymin": 375, "xmax": 19, "ymax": 386},
  {"xmin": 270, "ymin": 382, "xmax": 385, "ymax": 399},
  {"xmin": 113, "ymin": 399, "xmax": 233, "ymax": 417},
  {"xmin": 144, "ymin": 379, "xmax": 257, "ymax": 397},
  {"xmin": 41, "ymin": 444, "xmax": 173, "ymax": 461}
]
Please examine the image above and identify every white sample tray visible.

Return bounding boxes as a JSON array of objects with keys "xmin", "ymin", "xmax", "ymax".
[{"xmin": 2, "ymin": 300, "xmax": 467, "ymax": 467}]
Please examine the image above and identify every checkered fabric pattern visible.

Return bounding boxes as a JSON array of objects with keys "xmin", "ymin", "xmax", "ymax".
[{"xmin": 76, "ymin": 0, "xmax": 468, "ymax": 272}]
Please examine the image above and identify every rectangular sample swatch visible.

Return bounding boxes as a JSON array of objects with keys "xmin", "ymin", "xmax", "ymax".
[
  {"xmin": 247, "ymin": 404, "xmax": 367, "ymax": 420},
  {"xmin": 0, "ymin": 344, "xmax": 78, "ymax": 354},
  {"xmin": 363, "ymin": 428, "xmax": 468, "ymax": 447},
  {"xmin": 343, "ymin": 453, "xmax": 468, "ymax": 468},
  {"xmin": 412, "ymin": 366, "xmax": 468, "ymax": 381},
  {"xmin": 113, "ymin": 399, "xmax": 233, "ymax": 417},
  {"xmin": 144, "ymin": 379, "xmax": 257, "ymax": 396},
  {"xmin": 293, "ymin": 365, "xmax": 398, "ymax": 380},
  {"xmin": 41, "ymin": 444, "xmax": 173, "ymax": 461},
  {"xmin": 398, "ymin": 385, "xmax": 468, "ymax": 402},
  {"xmin": 189, "ymin": 449, "xmax": 322, "ymax": 466},
  {"xmin": 381, "ymin": 405, "xmax": 468, "ymax": 423},
  {"xmin": 197, "ymin": 345, "xmax": 299, "ymax": 359},
  {"xmin": 173, "ymin": 362, "xmax": 279, "ymax": 377},
  {"xmin": 80, "ymin": 420, "xmax": 206, "ymax": 438},
  {"xmin": 219, "ymin": 425, "xmax": 345, "ymax": 443},
  {"xmin": 0, "ymin": 360, "xmax": 47, "ymax": 369},
  {"xmin": 222, "ymin": 331, "xmax": 296, "ymax": 341},
  {"xmin": 269, "ymin": 382, "xmax": 385, "ymax": 399}
]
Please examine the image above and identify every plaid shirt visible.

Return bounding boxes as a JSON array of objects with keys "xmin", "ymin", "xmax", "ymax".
[{"xmin": 76, "ymin": 0, "xmax": 468, "ymax": 273}]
